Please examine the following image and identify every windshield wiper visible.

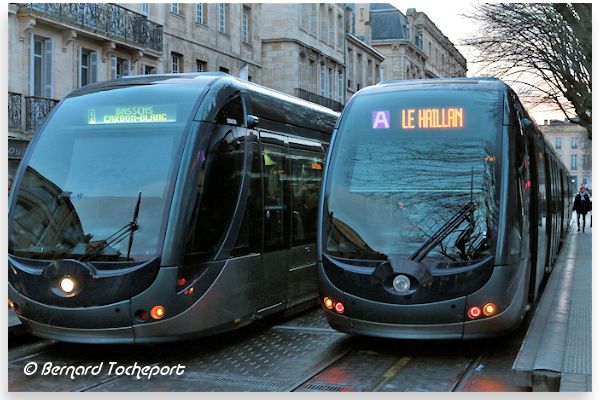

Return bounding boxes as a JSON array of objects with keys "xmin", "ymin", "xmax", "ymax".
[
  {"xmin": 410, "ymin": 201, "xmax": 477, "ymax": 262},
  {"xmin": 80, "ymin": 192, "xmax": 142, "ymax": 262}
]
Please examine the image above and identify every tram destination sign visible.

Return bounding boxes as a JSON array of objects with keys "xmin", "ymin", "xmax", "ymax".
[
  {"xmin": 372, "ymin": 107, "xmax": 464, "ymax": 130},
  {"xmin": 87, "ymin": 105, "xmax": 177, "ymax": 125}
]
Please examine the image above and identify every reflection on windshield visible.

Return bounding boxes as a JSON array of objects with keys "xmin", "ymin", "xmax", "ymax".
[
  {"xmin": 324, "ymin": 89, "xmax": 500, "ymax": 263},
  {"xmin": 8, "ymin": 85, "xmax": 200, "ymax": 261}
]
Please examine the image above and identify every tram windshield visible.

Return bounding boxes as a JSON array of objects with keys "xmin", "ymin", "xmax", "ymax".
[
  {"xmin": 9, "ymin": 84, "xmax": 203, "ymax": 261},
  {"xmin": 323, "ymin": 87, "xmax": 502, "ymax": 264}
]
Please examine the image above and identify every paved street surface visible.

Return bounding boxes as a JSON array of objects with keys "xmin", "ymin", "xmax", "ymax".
[{"xmin": 8, "ymin": 306, "xmax": 532, "ymax": 392}]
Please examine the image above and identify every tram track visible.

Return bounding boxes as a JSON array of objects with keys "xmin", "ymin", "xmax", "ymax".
[{"xmin": 8, "ymin": 307, "xmax": 526, "ymax": 392}]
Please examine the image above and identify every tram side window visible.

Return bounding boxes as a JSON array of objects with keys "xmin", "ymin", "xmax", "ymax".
[
  {"xmin": 216, "ymin": 96, "xmax": 244, "ymax": 126},
  {"xmin": 185, "ymin": 129, "xmax": 244, "ymax": 263},
  {"xmin": 290, "ymin": 149, "xmax": 324, "ymax": 246}
]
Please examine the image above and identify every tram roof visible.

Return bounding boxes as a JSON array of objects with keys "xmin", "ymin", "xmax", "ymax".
[
  {"xmin": 361, "ymin": 77, "xmax": 509, "ymax": 95},
  {"xmin": 66, "ymin": 72, "xmax": 339, "ymax": 135}
]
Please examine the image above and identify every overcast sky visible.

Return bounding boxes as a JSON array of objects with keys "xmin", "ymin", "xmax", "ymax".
[{"xmin": 390, "ymin": 1, "xmax": 566, "ymax": 124}]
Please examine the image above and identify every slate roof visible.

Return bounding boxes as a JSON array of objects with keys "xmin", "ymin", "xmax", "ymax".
[{"xmin": 369, "ymin": 3, "xmax": 409, "ymax": 40}]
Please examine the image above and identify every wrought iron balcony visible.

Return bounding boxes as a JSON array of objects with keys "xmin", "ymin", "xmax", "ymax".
[
  {"xmin": 22, "ymin": 3, "xmax": 163, "ymax": 52},
  {"xmin": 294, "ymin": 88, "xmax": 343, "ymax": 112},
  {"xmin": 25, "ymin": 96, "xmax": 60, "ymax": 132},
  {"xmin": 9, "ymin": 92, "xmax": 23, "ymax": 130}
]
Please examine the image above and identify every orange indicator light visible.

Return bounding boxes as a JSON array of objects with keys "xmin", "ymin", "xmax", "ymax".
[
  {"xmin": 150, "ymin": 305, "xmax": 165, "ymax": 320},
  {"xmin": 334, "ymin": 302, "xmax": 345, "ymax": 314},
  {"xmin": 467, "ymin": 306, "xmax": 482, "ymax": 319},
  {"xmin": 483, "ymin": 303, "xmax": 497, "ymax": 317},
  {"xmin": 8, "ymin": 299, "xmax": 14, "ymax": 309},
  {"xmin": 324, "ymin": 297, "xmax": 334, "ymax": 309}
]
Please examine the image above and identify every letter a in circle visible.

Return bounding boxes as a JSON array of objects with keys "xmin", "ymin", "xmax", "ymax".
[{"xmin": 372, "ymin": 111, "xmax": 390, "ymax": 129}]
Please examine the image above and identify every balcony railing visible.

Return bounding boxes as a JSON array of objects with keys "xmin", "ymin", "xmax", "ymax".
[
  {"xmin": 294, "ymin": 88, "xmax": 343, "ymax": 112},
  {"xmin": 9, "ymin": 92, "xmax": 22, "ymax": 130},
  {"xmin": 25, "ymin": 96, "xmax": 60, "ymax": 132},
  {"xmin": 23, "ymin": 3, "xmax": 163, "ymax": 52}
]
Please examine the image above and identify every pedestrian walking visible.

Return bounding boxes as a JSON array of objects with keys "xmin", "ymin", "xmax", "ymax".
[{"xmin": 573, "ymin": 186, "xmax": 592, "ymax": 232}]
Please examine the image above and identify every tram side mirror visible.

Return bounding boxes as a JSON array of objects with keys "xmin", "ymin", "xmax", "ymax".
[
  {"xmin": 246, "ymin": 115, "xmax": 259, "ymax": 128},
  {"xmin": 520, "ymin": 117, "xmax": 532, "ymax": 131}
]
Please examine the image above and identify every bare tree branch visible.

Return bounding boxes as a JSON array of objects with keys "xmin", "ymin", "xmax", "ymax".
[{"xmin": 461, "ymin": 3, "xmax": 591, "ymax": 139}]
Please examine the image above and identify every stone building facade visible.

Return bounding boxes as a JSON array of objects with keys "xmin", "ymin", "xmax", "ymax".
[
  {"xmin": 260, "ymin": 3, "xmax": 346, "ymax": 111},
  {"xmin": 541, "ymin": 120, "xmax": 592, "ymax": 194},
  {"xmin": 352, "ymin": 3, "xmax": 467, "ymax": 81},
  {"xmin": 142, "ymin": 3, "xmax": 262, "ymax": 81},
  {"xmin": 345, "ymin": 32, "xmax": 385, "ymax": 100},
  {"xmin": 8, "ymin": 2, "xmax": 262, "ymax": 143}
]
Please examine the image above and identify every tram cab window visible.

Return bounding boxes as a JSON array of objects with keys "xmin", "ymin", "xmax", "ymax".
[
  {"xmin": 185, "ymin": 123, "xmax": 245, "ymax": 262},
  {"xmin": 216, "ymin": 96, "xmax": 244, "ymax": 126},
  {"xmin": 290, "ymin": 149, "xmax": 324, "ymax": 245}
]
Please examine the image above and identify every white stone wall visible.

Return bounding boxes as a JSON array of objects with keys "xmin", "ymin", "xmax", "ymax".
[{"xmin": 541, "ymin": 122, "xmax": 592, "ymax": 192}]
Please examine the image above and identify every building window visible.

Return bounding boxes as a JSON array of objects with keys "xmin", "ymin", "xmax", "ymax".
[
  {"xmin": 141, "ymin": 3, "xmax": 149, "ymax": 16},
  {"xmin": 172, "ymin": 53, "xmax": 182, "ymax": 73},
  {"xmin": 571, "ymin": 137, "xmax": 578, "ymax": 149},
  {"xmin": 415, "ymin": 26, "xmax": 423, "ymax": 49},
  {"xmin": 572, "ymin": 176, "xmax": 578, "ymax": 193},
  {"xmin": 242, "ymin": 6, "xmax": 251, "ymax": 44},
  {"xmin": 196, "ymin": 59, "xmax": 207, "ymax": 72},
  {"xmin": 347, "ymin": 47, "xmax": 353, "ymax": 88},
  {"xmin": 140, "ymin": 64, "xmax": 156, "ymax": 75},
  {"xmin": 111, "ymin": 56, "xmax": 130, "ymax": 79},
  {"xmin": 196, "ymin": 4, "xmax": 206, "ymax": 24},
  {"xmin": 328, "ymin": 67, "xmax": 334, "ymax": 99},
  {"xmin": 301, "ymin": 4, "xmax": 311, "ymax": 32},
  {"xmin": 337, "ymin": 14, "xmax": 343, "ymax": 49},
  {"xmin": 356, "ymin": 53, "xmax": 363, "ymax": 90},
  {"xmin": 218, "ymin": 4, "xmax": 228, "ymax": 34},
  {"xmin": 337, "ymin": 70, "xmax": 344, "ymax": 103},
  {"xmin": 375, "ymin": 64, "xmax": 381, "ymax": 83},
  {"xmin": 31, "ymin": 35, "xmax": 53, "ymax": 97},
  {"xmin": 319, "ymin": 64, "xmax": 327, "ymax": 97},
  {"xmin": 78, "ymin": 48, "xmax": 98, "ymax": 88},
  {"xmin": 554, "ymin": 137, "xmax": 562, "ymax": 149},
  {"xmin": 219, "ymin": 66, "xmax": 230, "ymax": 74},
  {"xmin": 328, "ymin": 7, "xmax": 335, "ymax": 44},
  {"xmin": 171, "ymin": 3, "xmax": 179, "ymax": 14},
  {"xmin": 367, "ymin": 59, "xmax": 373, "ymax": 85},
  {"xmin": 583, "ymin": 155, "xmax": 591, "ymax": 170},
  {"xmin": 311, "ymin": 4, "xmax": 318, "ymax": 36},
  {"xmin": 571, "ymin": 154, "xmax": 578, "ymax": 170}
]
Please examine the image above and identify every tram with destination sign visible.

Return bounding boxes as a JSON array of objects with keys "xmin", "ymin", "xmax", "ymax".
[
  {"xmin": 8, "ymin": 73, "xmax": 339, "ymax": 343},
  {"xmin": 317, "ymin": 78, "xmax": 571, "ymax": 339}
]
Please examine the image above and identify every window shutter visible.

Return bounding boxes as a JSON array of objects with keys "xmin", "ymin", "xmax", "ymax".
[
  {"xmin": 111, "ymin": 56, "xmax": 117, "ymax": 80},
  {"xmin": 90, "ymin": 50, "xmax": 98, "ymax": 83},
  {"xmin": 77, "ymin": 47, "xmax": 82, "ymax": 88},
  {"xmin": 123, "ymin": 59, "xmax": 130, "ymax": 76},
  {"xmin": 29, "ymin": 33, "xmax": 35, "ymax": 96},
  {"xmin": 43, "ymin": 38, "xmax": 53, "ymax": 98}
]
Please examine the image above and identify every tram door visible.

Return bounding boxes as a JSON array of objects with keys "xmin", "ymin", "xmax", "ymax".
[
  {"xmin": 257, "ymin": 139, "xmax": 290, "ymax": 312},
  {"xmin": 288, "ymin": 147, "xmax": 325, "ymax": 307}
]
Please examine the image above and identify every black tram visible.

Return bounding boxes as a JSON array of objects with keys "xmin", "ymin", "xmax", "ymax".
[
  {"xmin": 317, "ymin": 78, "xmax": 571, "ymax": 339},
  {"xmin": 8, "ymin": 73, "xmax": 339, "ymax": 343}
]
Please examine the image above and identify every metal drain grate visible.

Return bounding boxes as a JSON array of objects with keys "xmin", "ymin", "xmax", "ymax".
[
  {"xmin": 172, "ymin": 372, "xmax": 289, "ymax": 389},
  {"xmin": 303, "ymin": 383, "xmax": 348, "ymax": 392}
]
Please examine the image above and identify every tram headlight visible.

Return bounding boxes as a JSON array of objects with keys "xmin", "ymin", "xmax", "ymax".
[
  {"xmin": 324, "ymin": 297, "xmax": 334, "ymax": 309},
  {"xmin": 59, "ymin": 276, "xmax": 76, "ymax": 294},
  {"xmin": 392, "ymin": 274, "xmax": 411, "ymax": 293}
]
